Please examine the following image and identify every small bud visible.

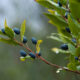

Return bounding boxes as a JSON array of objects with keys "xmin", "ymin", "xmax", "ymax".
[
  {"xmin": 23, "ymin": 36, "xmax": 27, "ymax": 43},
  {"xmin": 13, "ymin": 28, "xmax": 20, "ymax": 35},
  {"xmin": 20, "ymin": 57, "xmax": 26, "ymax": 61},
  {"xmin": 20, "ymin": 50, "xmax": 27, "ymax": 57},
  {"xmin": 52, "ymin": 48, "xmax": 59, "ymax": 54},
  {"xmin": 56, "ymin": 68, "xmax": 62, "ymax": 74}
]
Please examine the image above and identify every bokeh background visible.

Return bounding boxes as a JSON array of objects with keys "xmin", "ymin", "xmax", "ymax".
[{"xmin": 0, "ymin": 0, "xmax": 80, "ymax": 80}]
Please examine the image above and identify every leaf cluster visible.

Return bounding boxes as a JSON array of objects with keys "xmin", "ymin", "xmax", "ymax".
[{"xmin": 36, "ymin": 0, "xmax": 80, "ymax": 71}]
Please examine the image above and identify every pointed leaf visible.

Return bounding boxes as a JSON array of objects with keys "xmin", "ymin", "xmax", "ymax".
[
  {"xmin": 0, "ymin": 31, "xmax": 7, "ymax": 36},
  {"xmin": 45, "ymin": 13, "xmax": 68, "ymax": 28},
  {"xmin": 69, "ymin": 0, "xmax": 80, "ymax": 19},
  {"xmin": 68, "ymin": 15, "xmax": 80, "ymax": 37},
  {"xmin": 5, "ymin": 27, "xmax": 14, "ymax": 39},
  {"xmin": 0, "ymin": 38, "xmax": 18, "ymax": 45},
  {"xmin": 48, "ymin": 35, "xmax": 62, "ymax": 42},
  {"xmin": 77, "ymin": 66, "xmax": 80, "ymax": 71},
  {"xmin": 68, "ymin": 44, "xmax": 76, "ymax": 55},
  {"xmin": 67, "ymin": 55, "xmax": 77, "ymax": 70},
  {"xmin": 52, "ymin": 48, "xmax": 70, "ymax": 54},
  {"xmin": 36, "ymin": 0, "xmax": 67, "ymax": 15},
  {"xmin": 20, "ymin": 20, "xmax": 26, "ymax": 41},
  {"xmin": 76, "ymin": 47, "xmax": 80, "ymax": 56},
  {"xmin": 4, "ymin": 19, "xmax": 8, "ymax": 28},
  {"xmin": 51, "ymin": 33, "xmax": 75, "ymax": 46}
]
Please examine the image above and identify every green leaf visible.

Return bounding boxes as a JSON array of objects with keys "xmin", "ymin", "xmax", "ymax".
[
  {"xmin": 5, "ymin": 27, "xmax": 14, "ymax": 39},
  {"xmin": 51, "ymin": 33, "xmax": 75, "ymax": 46},
  {"xmin": 59, "ymin": 0, "xmax": 67, "ymax": 5},
  {"xmin": 76, "ymin": 47, "xmax": 80, "ymax": 56},
  {"xmin": 68, "ymin": 15, "xmax": 80, "ymax": 38},
  {"xmin": 36, "ymin": 0, "xmax": 67, "ymax": 15},
  {"xmin": 67, "ymin": 62, "xmax": 77, "ymax": 70},
  {"xmin": 67, "ymin": 55, "xmax": 77, "ymax": 70},
  {"xmin": 20, "ymin": 20, "xmax": 26, "ymax": 41},
  {"xmin": 0, "ymin": 38, "xmax": 18, "ymax": 45},
  {"xmin": 69, "ymin": 0, "xmax": 80, "ymax": 19},
  {"xmin": 4, "ymin": 19, "xmax": 8, "ymax": 28},
  {"xmin": 47, "ymin": 35, "xmax": 62, "ymax": 42},
  {"xmin": 52, "ymin": 48, "xmax": 70, "ymax": 54},
  {"xmin": 68, "ymin": 44, "xmax": 76, "ymax": 55},
  {"xmin": 77, "ymin": 66, "xmax": 80, "ymax": 71},
  {"xmin": 45, "ymin": 13, "xmax": 68, "ymax": 28},
  {"xmin": 0, "ymin": 31, "xmax": 7, "ymax": 36},
  {"xmin": 57, "ymin": 27, "xmax": 72, "ymax": 38}
]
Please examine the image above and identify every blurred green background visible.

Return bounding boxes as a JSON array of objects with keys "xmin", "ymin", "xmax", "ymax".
[{"xmin": 0, "ymin": 0, "xmax": 80, "ymax": 80}]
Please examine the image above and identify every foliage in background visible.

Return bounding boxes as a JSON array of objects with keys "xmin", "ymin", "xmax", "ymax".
[
  {"xmin": 0, "ymin": 0, "xmax": 80, "ymax": 75},
  {"xmin": 36, "ymin": 0, "xmax": 80, "ymax": 71}
]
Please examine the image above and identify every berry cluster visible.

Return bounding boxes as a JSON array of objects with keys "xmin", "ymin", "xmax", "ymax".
[
  {"xmin": 1, "ymin": 27, "xmax": 41, "ymax": 61},
  {"xmin": 60, "ymin": 27, "xmax": 71, "ymax": 51},
  {"xmin": 60, "ymin": 27, "xmax": 78, "ymax": 61},
  {"xmin": 1, "ymin": 27, "xmax": 28, "ymax": 43},
  {"xmin": 58, "ymin": 1, "xmax": 68, "ymax": 19}
]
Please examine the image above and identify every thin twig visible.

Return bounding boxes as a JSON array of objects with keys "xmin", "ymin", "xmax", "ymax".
[{"xmin": 14, "ymin": 39, "xmax": 80, "ymax": 75}]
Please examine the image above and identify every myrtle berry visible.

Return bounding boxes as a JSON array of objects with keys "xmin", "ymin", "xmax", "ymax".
[
  {"xmin": 20, "ymin": 50, "xmax": 27, "ymax": 57},
  {"xmin": 1, "ymin": 28, "xmax": 5, "ymax": 34},
  {"xmin": 29, "ymin": 52, "xmax": 36, "ymax": 59},
  {"xmin": 23, "ymin": 36, "xmax": 27, "ymax": 43},
  {"xmin": 65, "ymin": 12, "xmax": 68, "ymax": 19},
  {"xmin": 13, "ymin": 28, "xmax": 20, "ymax": 35},
  {"xmin": 75, "ymin": 57, "xmax": 78, "ymax": 60},
  {"xmin": 38, "ymin": 52, "xmax": 41, "ymax": 56},
  {"xmin": 58, "ymin": 1, "xmax": 62, "ymax": 7},
  {"xmin": 65, "ymin": 27, "xmax": 71, "ymax": 33},
  {"xmin": 31, "ymin": 37, "xmax": 37, "ymax": 44},
  {"xmin": 72, "ymin": 38, "xmax": 76, "ymax": 43},
  {"xmin": 60, "ymin": 44, "xmax": 68, "ymax": 50}
]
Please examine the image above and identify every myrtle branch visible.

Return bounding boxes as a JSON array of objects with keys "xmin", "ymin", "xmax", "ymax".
[{"xmin": 14, "ymin": 39, "xmax": 80, "ymax": 75}]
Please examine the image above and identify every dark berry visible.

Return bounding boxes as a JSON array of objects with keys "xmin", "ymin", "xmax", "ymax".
[
  {"xmin": 1, "ymin": 28, "xmax": 5, "ymax": 34},
  {"xmin": 72, "ymin": 38, "xmax": 76, "ymax": 43},
  {"xmin": 38, "ymin": 52, "xmax": 41, "ymax": 56},
  {"xmin": 75, "ymin": 57, "xmax": 78, "ymax": 60},
  {"xmin": 23, "ymin": 36, "xmax": 27, "ymax": 43},
  {"xmin": 60, "ymin": 44, "xmax": 68, "ymax": 50},
  {"xmin": 31, "ymin": 37, "xmax": 37, "ymax": 44},
  {"xmin": 29, "ymin": 52, "xmax": 36, "ymax": 59},
  {"xmin": 58, "ymin": 1, "xmax": 62, "ymax": 7},
  {"xmin": 13, "ymin": 28, "xmax": 20, "ymax": 35},
  {"xmin": 65, "ymin": 12, "xmax": 68, "ymax": 19},
  {"xmin": 65, "ymin": 27, "xmax": 71, "ymax": 33},
  {"xmin": 20, "ymin": 50, "xmax": 27, "ymax": 57}
]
